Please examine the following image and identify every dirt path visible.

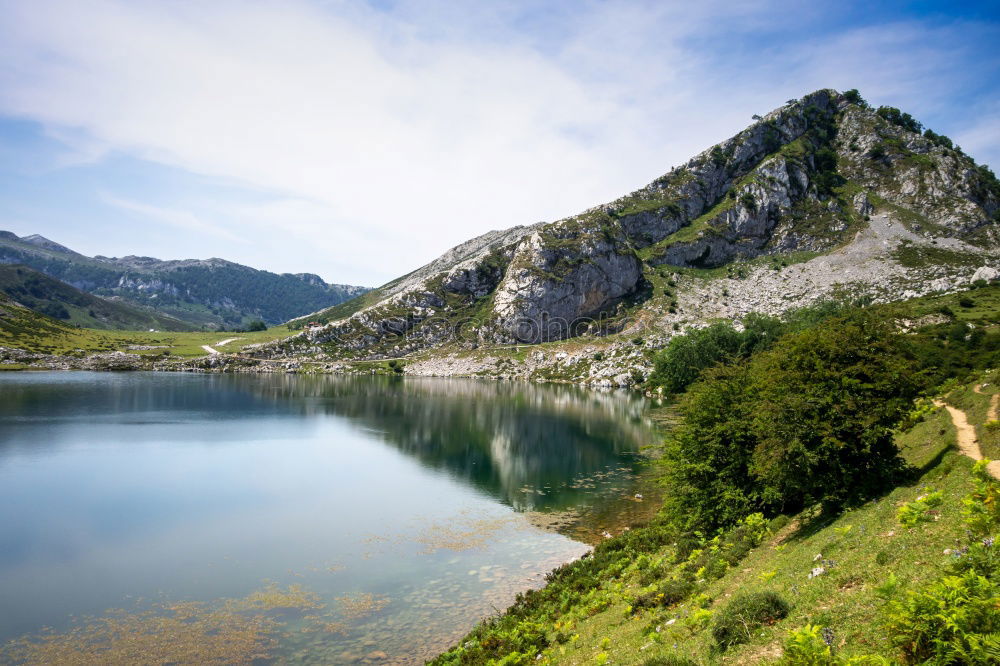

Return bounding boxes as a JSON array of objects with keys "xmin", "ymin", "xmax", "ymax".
[
  {"xmin": 935, "ymin": 399, "xmax": 1000, "ymax": 479},
  {"xmin": 201, "ymin": 338, "xmax": 243, "ymax": 356},
  {"xmin": 974, "ymin": 384, "xmax": 1000, "ymax": 422}
]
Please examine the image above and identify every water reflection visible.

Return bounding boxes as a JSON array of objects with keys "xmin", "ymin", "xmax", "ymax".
[
  {"xmin": 0, "ymin": 373, "xmax": 656, "ymax": 511},
  {"xmin": 0, "ymin": 372, "xmax": 659, "ymax": 663},
  {"xmin": 232, "ymin": 374, "xmax": 654, "ymax": 511}
]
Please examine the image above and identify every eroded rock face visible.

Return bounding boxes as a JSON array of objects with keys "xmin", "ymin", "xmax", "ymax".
[
  {"xmin": 652, "ymin": 156, "xmax": 811, "ymax": 267},
  {"xmin": 260, "ymin": 88, "xmax": 999, "ymax": 358},
  {"xmin": 491, "ymin": 225, "xmax": 642, "ymax": 343}
]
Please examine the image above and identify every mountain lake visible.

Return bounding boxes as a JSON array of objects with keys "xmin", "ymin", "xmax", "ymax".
[{"xmin": 0, "ymin": 372, "xmax": 661, "ymax": 664}]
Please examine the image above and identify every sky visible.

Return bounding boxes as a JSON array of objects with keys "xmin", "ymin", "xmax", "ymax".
[{"xmin": 0, "ymin": 1, "xmax": 997, "ymax": 287}]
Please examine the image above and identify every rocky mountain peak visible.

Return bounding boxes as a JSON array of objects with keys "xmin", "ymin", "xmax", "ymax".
[{"xmin": 277, "ymin": 88, "xmax": 998, "ymax": 358}]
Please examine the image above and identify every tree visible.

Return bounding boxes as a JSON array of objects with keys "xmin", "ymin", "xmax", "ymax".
[
  {"xmin": 842, "ymin": 89, "xmax": 866, "ymax": 107},
  {"xmin": 647, "ymin": 319, "xmax": 770, "ymax": 394},
  {"xmin": 663, "ymin": 312, "xmax": 920, "ymax": 530}
]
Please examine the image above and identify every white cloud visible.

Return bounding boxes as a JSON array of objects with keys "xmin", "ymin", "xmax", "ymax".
[
  {"xmin": 0, "ymin": 1, "xmax": 996, "ymax": 284},
  {"xmin": 101, "ymin": 193, "xmax": 245, "ymax": 244}
]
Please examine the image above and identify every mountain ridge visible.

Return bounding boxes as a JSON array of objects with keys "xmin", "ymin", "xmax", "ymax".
[
  {"xmin": 0, "ymin": 264, "xmax": 196, "ymax": 331},
  {"xmin": 0, "ymin": 232, "xmax": 370, "ymax": 329},
  {"xmin": 251, "ymin": 88, "xmax": 998, "ymax": 384}
]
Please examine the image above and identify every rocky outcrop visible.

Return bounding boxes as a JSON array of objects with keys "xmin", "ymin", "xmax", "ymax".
[
  {"xmin": 650, "ymin": 156, "xmax": 813, "ymax": 267},
  {"xmin": 259, "ymin": 88, "xmax": 999, "ymax": 362},
  {"xmin": 491, "ymin": 223, "xmax": 642, "ymax": 342}
]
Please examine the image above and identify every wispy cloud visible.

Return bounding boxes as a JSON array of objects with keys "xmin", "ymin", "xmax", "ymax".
[
  {"xmin": 100, "ymin": 193, "xmax": 245, "ymax": 245},
  {"xmin": 0, "ymin": 1, "xmax": 996, "ymax": 284}
]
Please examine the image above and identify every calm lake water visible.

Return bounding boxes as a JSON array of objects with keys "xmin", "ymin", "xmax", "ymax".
[{"xmin": 0, "ymin": 372, "xmax": 658, "ymax": 664}]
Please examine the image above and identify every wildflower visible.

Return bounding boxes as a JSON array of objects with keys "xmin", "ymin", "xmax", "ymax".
[
  {"xmin": 984, "ymin": 537, "xmax": 995, "ymax": 548},
  {"xmin": 822, "ymin": 627, "xmax": 835, "ymax": 647}
]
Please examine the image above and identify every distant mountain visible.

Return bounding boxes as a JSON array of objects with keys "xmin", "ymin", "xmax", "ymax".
[
  {"xmin": 0, "ymin": 233, "xmax": 369, "ymax": 329},
  {"xmin": 0, "ymin": 264, "xmax": 195, "ymax": 331}
]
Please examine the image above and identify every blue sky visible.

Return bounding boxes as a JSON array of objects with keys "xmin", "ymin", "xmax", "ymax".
[{"xmin": 0, "ymin": 0, "xmax": 997, "ymax": 286}]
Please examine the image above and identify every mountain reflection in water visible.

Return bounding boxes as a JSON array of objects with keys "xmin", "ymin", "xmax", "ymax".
[{"xmin": 233, "ymin": 374, "xmax": 655, "ymax": 511}]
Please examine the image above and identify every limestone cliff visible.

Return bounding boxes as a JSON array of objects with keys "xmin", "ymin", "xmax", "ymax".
[{"xmin": 260, "ymin": 89, "xmax": 999, "ymax": 368}]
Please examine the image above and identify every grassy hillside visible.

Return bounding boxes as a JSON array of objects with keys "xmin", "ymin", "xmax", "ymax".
[
  {"xmin": 432, "ymin": 286, "xmax": 1000, "ymax": 665},
  {"xmin": 0, "ymin": 264, "xmax": 195, "ymax": 331},
  {"xmin": 432, "ymin": 385, "xmax": 1000, "ymax": 665}
]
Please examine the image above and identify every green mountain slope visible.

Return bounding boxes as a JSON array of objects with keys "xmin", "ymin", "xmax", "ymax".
[
  {"xmin": 0, "ymin": 231, "xmax": 369, "ymax": 329},
  {"xmin": 0, "ymin": 264, "xmax": 195, "ymax": 331},
  {"xmin": 0, "ymin": 289, "xmax": 76, "ymax": 345}
]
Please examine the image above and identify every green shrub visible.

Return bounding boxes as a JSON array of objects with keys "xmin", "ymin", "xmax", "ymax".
[
  {"xmin": 876, "ymin": 106, "xmax": 922, "ymax": 133},
  {"xmin": 959, "ymin": 296, "xmax": 976, "ymax": 308},
  {"xmin": 778, "ymin": 624, "xmax": 836, "ymax": 664},
  {"xmin": 886, "ymin": 571, "xmax": 1000, "ymax": 663},
  {"xmin": 897, "ymin": 490, "xmax": 943, "ymax": 527},
  {"xmin": 963, "ymin": 460, "xmax": 1000, "ymax": 535},
  {"xmin": 646, "ymin": 315, "xmax": 780, "ymax": 394},
  {"xmin": 632, "ymin": 578, "xmax": 695, "ymax": 612},
  {"xmin": 842, "ymin": 89, "xmax": 866, "ymax": 106},
  {"xmin": 712, "ymin": 591, "xmax": 790, "ymax": 648}
]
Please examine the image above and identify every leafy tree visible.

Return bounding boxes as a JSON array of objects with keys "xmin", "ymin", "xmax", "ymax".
[
  {"xmin": 923, "ymin": 128, "xmax": 954, "ymax": 150},
  {"xmin": 663, "ymin": 312, "xmax": 920, "ymax": 529},
  {"xmin": 647, "ymin": 303, "xmax": 847, "ymax": 396},
  {"xmin": 842, "ymin": 89, "xmax": 867, "ymax": 107},
  {"xmin": 646, "ymin": 315, "xmax": 780, "ymax": 394},
  {"xmin": 876, "ymin": 106, "xmax": 923, "ymax": 133}
]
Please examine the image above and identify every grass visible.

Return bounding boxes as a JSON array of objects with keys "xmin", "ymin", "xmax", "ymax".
[
  {"xmin": 945, "ymin": 369, "xmax": 1000, "ymax": 460},
  {"xmin": 0, "ymin": 298, "xmax": 291, "ymax": 359},
  {"xmin": 433, "ymin": 376, "xmax": 990, "ymax": 665},
  {"xmin": 880, "ymin": 283, "xmax": 1000, "ymax": 326},
  {"xmin": 893, "ymin": 244, "xmax": 989, "ymax": 270},
  {"xmin": 535, "ymin": 407, "xmax": 967, "ymax": 665}
]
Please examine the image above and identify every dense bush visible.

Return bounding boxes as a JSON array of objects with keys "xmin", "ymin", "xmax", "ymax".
[
  {"xmin": 923, "ymin": 128, "xmax": 954, "ymax": 150},
  {"xmin": 842, "ymin": 89, "xmax": 867, "ymax": 107},
  {"xmin": 647, "ymin": 303, "xmax": 852, "ymax": 396},
  {"xmin": 876, "ymin": 106, "xmax": 923, "ymax": 133},
  {"xmin": 646, "ymin": 319, "xmax": 771, "ymax": 394},
  {"xmin": 885, "ymin": 571, "xmax": 1000, "ymax": 663},
  {"xmin": 631, "ymin": 578, "xmax": 694, "ymax": 611},
  {"xmin": 664, "ymin": 312, "xmax": 920, "ymax": 529},
  {"xmin": 712, "ymin": 591, "xmax": 790, "ymax": 648}
]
